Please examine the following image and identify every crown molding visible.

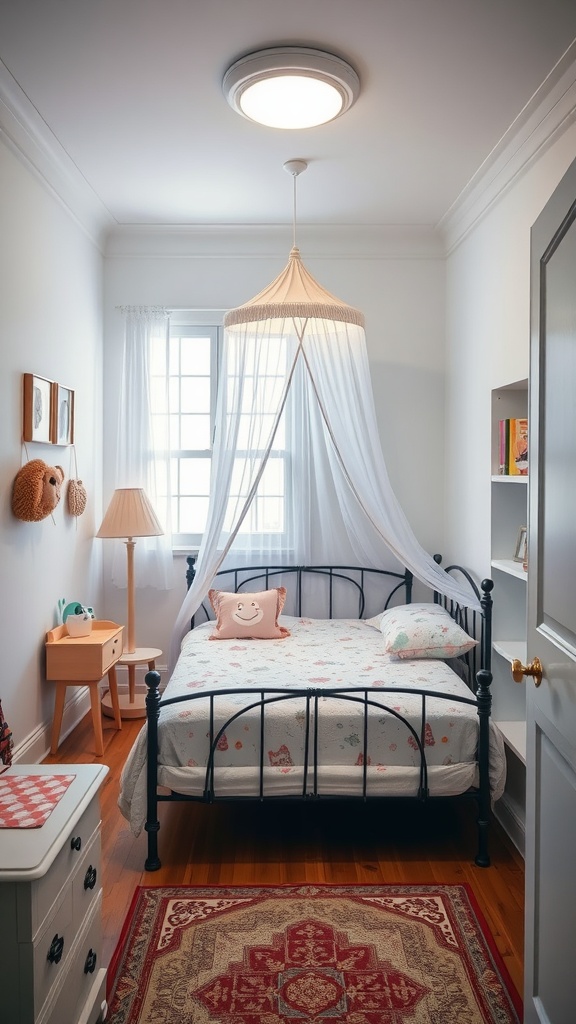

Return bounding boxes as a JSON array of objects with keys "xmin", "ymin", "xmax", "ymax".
[
  {"xmin": 439, "ymin": 42, "xmax": 576, "ymax": 254},
  {"xmin": 104, "ymin": 222, "xmax": 445, "ymax": 260},
  {"xmin": 0, "ymin": 58, "xmax": 115, "ymax": 251}
]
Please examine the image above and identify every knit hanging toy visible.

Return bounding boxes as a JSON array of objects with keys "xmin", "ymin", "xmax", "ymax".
[
  {"xmin": 12, "ymin": 459, "xmax": 65, "ymax": 522},
  {"xmin": 67, "ymin": 478, "xmax": 87, "ymax": 516},
  {"xmin": 67, "ymin": 445, "xmax": 87, "ymax": 516}
]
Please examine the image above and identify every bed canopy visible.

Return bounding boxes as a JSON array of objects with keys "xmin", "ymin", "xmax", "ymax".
[{"xmin": 169, "ymin": 172, "xmax": 479, "ymax": 672}]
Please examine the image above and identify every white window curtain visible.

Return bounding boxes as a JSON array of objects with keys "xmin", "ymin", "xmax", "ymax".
[
  {"xmin": 112, "ymin": 306, "xmax": 173, "ymax": 590},
  {"xmin": 169, "ymin": 290, "xmax": 480, "ymax": 673}
]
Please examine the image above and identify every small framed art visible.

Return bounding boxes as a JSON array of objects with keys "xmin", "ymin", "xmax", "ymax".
[
  {"xmin": 513, "ymin": 525, "xmax": 527, "ymax": 563},
  {"xmin": 22, "ymin": 373, "xmax": 54, "ymax": 443},
  {"xmin": 52, "ymin": 383, "xmax": 75, "ymax": 445}
]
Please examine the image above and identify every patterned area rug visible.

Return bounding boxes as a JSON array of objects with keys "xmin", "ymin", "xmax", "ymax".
[{"xmin": 107, "ymin": 884, "xmax": 522, "ymax": 1023}]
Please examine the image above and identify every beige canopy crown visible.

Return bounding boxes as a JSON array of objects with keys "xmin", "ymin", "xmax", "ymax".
[{"xmin": 224, "ymin": 246, "xmax": 365, "ymax": 328}]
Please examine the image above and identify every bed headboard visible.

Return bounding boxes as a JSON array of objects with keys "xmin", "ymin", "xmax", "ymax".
[
  {"xmin": 186, "ymin": 555, "xmax": 493, "ymax": 689},
  {"xmin": 432, "ymin": 556, "xmax": 493, "ymax": 688},
  {"xmin": 186, "ymin": 558, "xmax": 413, "ymax": 623}
]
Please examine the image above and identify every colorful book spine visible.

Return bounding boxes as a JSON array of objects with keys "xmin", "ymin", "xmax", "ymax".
[
  {"xmin": 508, "ymin": 418, "xmax": 528, "ymax": 475},
  {"xmin": 498, "ymin": 419, "xmax": 509, "ymax": 474}
]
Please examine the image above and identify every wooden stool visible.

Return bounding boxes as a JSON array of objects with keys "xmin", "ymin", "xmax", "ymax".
[{"xmin": 102, "ymin": 647, "xmax": 162, "ymax": 720}]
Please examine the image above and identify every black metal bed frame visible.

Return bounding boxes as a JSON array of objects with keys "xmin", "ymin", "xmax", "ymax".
[{"xmin": 143, "ymin": 559, "xmax": 494, "ymax": 872}]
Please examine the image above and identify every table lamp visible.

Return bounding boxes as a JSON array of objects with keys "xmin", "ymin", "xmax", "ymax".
[{"xmin": 97, "ymin": 488, "xmax": 163, "ymax": 717}]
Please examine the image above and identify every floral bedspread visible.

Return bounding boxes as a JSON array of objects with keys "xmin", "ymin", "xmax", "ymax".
[{"xmin": 119, "ymin": 617, "xmax": 506, "ymax": 834}]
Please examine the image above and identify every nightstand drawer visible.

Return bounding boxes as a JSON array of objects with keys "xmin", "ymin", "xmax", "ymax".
[
  {"xmin": 101, "ymin": 631, "xmax": 122, "ymax": 674},
  {"xmin": 45, "ymin": 624, "xmax": 123, "ymax": 681}
]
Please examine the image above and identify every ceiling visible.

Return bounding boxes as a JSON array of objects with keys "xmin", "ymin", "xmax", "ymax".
[{"xmin": 1, "ymin": 0, "xmax": 575, "ymax": 232}]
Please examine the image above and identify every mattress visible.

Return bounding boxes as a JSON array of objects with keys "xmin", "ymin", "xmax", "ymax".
[{"xmin": 119, "ymin": 616, "xmax": 506, "ymax": 834}]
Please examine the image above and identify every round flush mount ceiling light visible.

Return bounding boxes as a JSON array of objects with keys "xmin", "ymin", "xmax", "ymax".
[{"xmin": 223, "ymin": 46, "xmax": 360, "ymax": 129}]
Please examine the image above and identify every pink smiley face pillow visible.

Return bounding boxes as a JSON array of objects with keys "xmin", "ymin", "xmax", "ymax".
[{"xmin": 208, "ymin": 587, "xmax": 290, "ymax": 640}]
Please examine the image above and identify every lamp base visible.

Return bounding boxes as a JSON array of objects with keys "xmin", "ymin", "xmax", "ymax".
[{"xmin": 102, "ymin": 690, "xmax": 147, "ymax": 720}]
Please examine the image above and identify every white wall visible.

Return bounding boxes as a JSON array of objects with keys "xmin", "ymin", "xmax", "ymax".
[
  {"xmin": 102, "ymin": 227, "xmax": 447, "ymax": 668},
  {"xmin": 444, "ymin": 123, "xmax": 576, "ymax": 581},
  {"xmin": 0, "ymin": 136, "xmax": 104, "ymax": 761}
]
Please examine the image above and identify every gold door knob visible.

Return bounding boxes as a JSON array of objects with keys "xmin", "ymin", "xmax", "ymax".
[{"xmin": 511, "ymin": 656, "xmax": 543, "ymax": 687}]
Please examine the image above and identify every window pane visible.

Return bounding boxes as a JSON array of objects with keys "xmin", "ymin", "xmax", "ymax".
[
  {"xmin": 260, "ymin": 457, "xmax": 283, "ymax": 493},
  {"xmin": 181, "ymin": 413, "xmax": 211, "ymax": 449},
  {"xmin": 181, "ymin": 336, "xmax": 211, "ymax": 375},
  {"xmin": 256, "ymin": 376, "xmax": 285, "ymax": 412},
  {"xmin": 257, "ymin": 496, "xmax": 283, "ymax": 532},
  {"xmin": 179, "ymin": 496, "xmax": 209, "ymax": 534},
  {"xmin": 179, "ymin": 457, "xmax": 211, "ymax": 495},
  {"xmin": 181, "ymin": 376, "xmax": 211, "ymax": 414}
]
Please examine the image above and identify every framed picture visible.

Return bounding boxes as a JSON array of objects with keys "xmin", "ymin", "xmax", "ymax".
[
  {"xmin": 51, "ymin": 383, "xmax": 75, "ymax": 445},
  {"xmin": 513, "ymin": 525, "xmax": 527, "ymax": 563},
  {"xmin": 22, "ymin": 373, "xmax": 54, "ymax": 443}
]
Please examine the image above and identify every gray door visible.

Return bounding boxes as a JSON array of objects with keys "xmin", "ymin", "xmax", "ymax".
[{"xmin": 523, "ymin": 158, "xmax": 576, "ymax": 1022}]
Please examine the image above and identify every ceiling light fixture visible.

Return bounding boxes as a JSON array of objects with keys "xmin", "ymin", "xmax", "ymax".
[{"xmin": 223, "ymin": 46, "xmax": 360, "ymax": 130}]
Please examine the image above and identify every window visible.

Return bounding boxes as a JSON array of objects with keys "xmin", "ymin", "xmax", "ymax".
[{"xmin": 150, "ymin": 322, "xmax": 289, "ymax": 548}]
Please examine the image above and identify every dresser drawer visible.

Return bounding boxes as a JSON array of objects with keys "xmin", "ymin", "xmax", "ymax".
[
  {"xmin": 17, "ymin": 797, "xmax": 100, "ymax": 942},
  {"xmin": 33, "ymin": 884, "xmax": 74, "ymax": 1016},
  {"xmin": 101, "ymin": 631, "xmax": 122, "ymax": 673},
  {"xmin": 42, "ymin": 892, "xmax": 103, "ymax": 1024},
  {"xmin": 71, "ymin": 829, "xmax": 101, "ymax": 933}
]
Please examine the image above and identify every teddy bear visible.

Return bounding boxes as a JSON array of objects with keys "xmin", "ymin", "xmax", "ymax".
[{"xmin": 12, "ymin": 459, "xmax": 65, "ymax": 522}]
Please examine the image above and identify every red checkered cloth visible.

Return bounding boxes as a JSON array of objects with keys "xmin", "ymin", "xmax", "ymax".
[{"xmin": 0, "ymin": 774, "xmax": 75, "ymax": 828}]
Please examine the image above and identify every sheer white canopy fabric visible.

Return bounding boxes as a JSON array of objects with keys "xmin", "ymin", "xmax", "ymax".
[
  {"xmin": 169, "ymin": 249, "xmax": 479, "ymax": 673},
  {"xmin": 111, "ymin": 307, "xmax": 173, "ymax": 590}
]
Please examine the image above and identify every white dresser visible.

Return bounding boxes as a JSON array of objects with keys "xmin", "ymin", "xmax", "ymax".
[{"xmin": 0, "ymin": 764, "xmax": 109, "ymax": 1024}]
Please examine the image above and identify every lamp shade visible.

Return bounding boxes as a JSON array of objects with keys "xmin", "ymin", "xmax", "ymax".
[{"xmin": 96, "ymin": 488, "xmax": 163, "ymax": 539}]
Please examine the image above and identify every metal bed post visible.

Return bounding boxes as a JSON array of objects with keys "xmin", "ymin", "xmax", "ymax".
[
  {"xmin": 474, "ymin": 579, "xmax": 494, "ymax": 867},
  {"xmin": 144, "ymin": 670, "xmax": 162, "ymax": 871}
]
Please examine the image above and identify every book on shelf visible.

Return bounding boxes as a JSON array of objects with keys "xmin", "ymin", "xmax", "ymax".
[
  {"xmin": 498, "ymin": 418, "xmax": 528, "ymax": 475},
  {"xmin": 498, "ymin": 418, "xmax": 509, "ymax": 474}
]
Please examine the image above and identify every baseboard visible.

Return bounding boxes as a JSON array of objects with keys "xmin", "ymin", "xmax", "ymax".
[
  {"xmin": 12, "ymin": 686, "xmax": 92, "ymax": 765},
  {"xmin": 493, "ymin": 791, "xmax": 526, "ymax": 858}
]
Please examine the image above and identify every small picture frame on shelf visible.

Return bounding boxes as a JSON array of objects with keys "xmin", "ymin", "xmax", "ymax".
[
  {"xmin": 22, "ymin": 373, "xmax": 54, "ymax": 443},
  {"xmin": 513, "ymin": 526, "xmax": 527, "ymax": 563},
  {"xmin": 51, "ymin": 383, "xmax": 74, "ymax": 445}
]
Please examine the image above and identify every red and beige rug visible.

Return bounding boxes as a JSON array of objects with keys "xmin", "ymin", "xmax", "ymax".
[{"xmin": 107, "ymin": 884, "xmax": 522, "ymax": 1023}]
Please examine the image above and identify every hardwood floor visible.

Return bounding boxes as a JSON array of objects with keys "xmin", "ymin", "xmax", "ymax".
[{"xmin": 43, "ymin": 708, "xmax": 525, "ymax": 998}]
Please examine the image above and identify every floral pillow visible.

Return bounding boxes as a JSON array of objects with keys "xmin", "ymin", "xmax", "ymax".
[
  {"xmin": 374, "ymin": 603, "xmax": 478, "ymax": 660},
  {"xmin": 208, "ymin": 587, "xmax": 290, "ymax": 640}
]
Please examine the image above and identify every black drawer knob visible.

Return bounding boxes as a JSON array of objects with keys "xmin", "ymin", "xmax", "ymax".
[
  {"xmin": 47, "ymin": 934, "xmax": 65, "ymax": 964},
  {"xmin": 70, "ymin": 835, "xmax": 82, "ymax": 852},
  {"xmin": 84, "ymin": 949, "xmax": 97, "ymax": 975},
  {"xmin": 84, "ymin": 865, "xmax": 97, "ymax": 890}
]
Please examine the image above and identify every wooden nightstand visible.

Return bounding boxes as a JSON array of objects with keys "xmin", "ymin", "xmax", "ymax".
[{"xmin": 45, "ymin": 621, "xmax": 124, "ymax": 756}]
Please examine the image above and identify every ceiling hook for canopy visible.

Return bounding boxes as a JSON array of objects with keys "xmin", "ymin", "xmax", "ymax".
[{"xmin": 283, "ymin": 159, "xmax": 308, "ymax": 250}]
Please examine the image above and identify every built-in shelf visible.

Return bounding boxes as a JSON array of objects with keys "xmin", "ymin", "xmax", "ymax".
[
  {"xmin": 493, "ymin": 640, "xmax": 527, "ymax": 663},
  {"xmin": 491, "ymin": 558, "xmax": 528, "ymax": 580},
  {"xmin": 491, "ymin": 474, "xmax": 529, "ymax": 484},
  {"xmin": 494, "ymin": 720, "xmax": 526, "ymax": 764}
]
